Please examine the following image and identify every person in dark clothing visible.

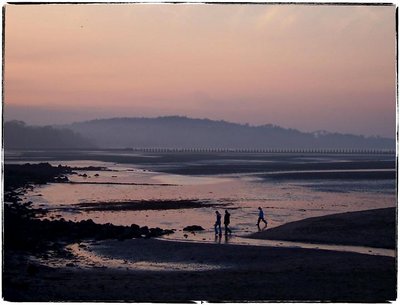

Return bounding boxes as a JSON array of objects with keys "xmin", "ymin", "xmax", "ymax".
[
  {"xmin": 214, "ymin": 211, "xmax": 222, "ymax": 235},
  {"xmin": 257, "ymin": 207, "xmax": 268, "ymax": 226},
  {"xmin": 224, "ymin": 210, "xmax": 232, "ymax": 235}
]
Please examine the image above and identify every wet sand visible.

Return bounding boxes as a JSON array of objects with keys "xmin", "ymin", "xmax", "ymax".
[
  {"xmin": 5, "ymin": 150, "xmax": 395, "ymax": 175},
  {"xmin": 72, "ymin": 199, "xmax": 221, "ymax": 211},
  {"xmin": 3, "ymin": 208, "xmax": 396, "ymax": 302},
  {"xmin": 259, "ymin": 170, "xmax": 395, "ymax": 180},
  {"xmin": 248, "ymin": 207, "xmax": 396, "ymax": 249},
  {"xmin": 3, "ymin": 156, "xmax": 396, "ymax": 301}
]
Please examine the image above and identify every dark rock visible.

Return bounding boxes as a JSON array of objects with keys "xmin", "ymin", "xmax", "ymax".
[
  {"xmin": 163, "ymin": 229, "xmax": 174, "ymax": 235},
  {"xmin": 149, "ymin": 227, "xmax": 163, "ymax": 237},
  {"xmin": 183, "ymin": 225, "xmax": 205, "ymax": 232},
  {"xmin": 130, "ymin": 224, "xmax": 140, "ymax": 231},
  {"xmin": 140, "ymin": 226, "xmax": 149, "ymax": 236}
]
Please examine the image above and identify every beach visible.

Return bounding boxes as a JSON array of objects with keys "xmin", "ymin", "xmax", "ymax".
[
  {"xmin": 249, "ymin": 207, "xmax": 396, "ymax": 249},
  {"xmin": 2, "ymin": 152, "xmax": 397, "ymax": 302},
  {"xmin": 4, "ymin": 2, "xmax": 397, "ymax": 302},
  {"xmin": 3, "ymin": 206, "xmax": 396, "ymax": 302}
]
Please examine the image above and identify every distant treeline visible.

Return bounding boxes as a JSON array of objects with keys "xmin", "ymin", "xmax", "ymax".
[
  {"xmin": 5, "ymin": 117, "xmax": 395, "ymax": 151},
  {"xmin": 66, "ymin": 116, "xmax": 395, "ymax": 150},
  {"xmin": 4, "ymin": 121, "xmax": 95, "ymax": 149}
]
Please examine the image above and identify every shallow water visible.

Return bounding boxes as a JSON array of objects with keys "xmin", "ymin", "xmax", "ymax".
[
  {"xmin": 66, "ymin": 242, "xmax": 226, "ymax": 271},
  {"xmin": 9, "ymin": 151, "xmax": 395, "ymax": 245},
  {"xmin": 36, "ymin": 236, "xmax": 393, "ymax": 273},
  {"xmin": 162, "ymin": 236, "xmax": 395, "ymax": 257}
]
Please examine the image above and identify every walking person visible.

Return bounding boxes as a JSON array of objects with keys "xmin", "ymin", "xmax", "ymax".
[
  {"xmin": 214, "ymin": 211, "xmax": 222, "ymax": 235},
  {"xmin": 257, "ymin": 207, "xmax": 268, "ymax": 227},
  {"xmin": 224, "ymin": 210, "xmax": 232, "ymax": 235}
]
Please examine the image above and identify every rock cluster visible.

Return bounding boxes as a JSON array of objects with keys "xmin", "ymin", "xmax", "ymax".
[
  {"xmin": 183, "ymin": 225, "xmax": 205, "ymax": 232},
  {"xmin": 4, "ymin": 163, "xmax": 174, "ymax": 253},
  {"xmin": 4, "ymin": 202, "xmax": 174, "ymax": 252}
]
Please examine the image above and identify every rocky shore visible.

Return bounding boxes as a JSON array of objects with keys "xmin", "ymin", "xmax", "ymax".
[{"xmin": 3, "ymin": 163, "xmax": 174, "ymax": 270}]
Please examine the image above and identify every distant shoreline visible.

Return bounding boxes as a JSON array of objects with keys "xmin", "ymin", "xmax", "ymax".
[
  {"xmin": 5, "ymin": 117, "xmax": 395, "ymax": 151},
  {"xmin": 4, "ymin": 147, "xmax": 396, "ymax": 154}
]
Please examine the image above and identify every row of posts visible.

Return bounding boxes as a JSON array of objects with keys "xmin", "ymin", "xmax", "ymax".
[{"xmin": 127, "ymin": 148, "xmax": 395, "ymax": 154}]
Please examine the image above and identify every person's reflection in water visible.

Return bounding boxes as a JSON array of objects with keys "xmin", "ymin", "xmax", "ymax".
[
  {"xmin": 214, "ymin": 234, "xmax": 222, "ymax": 244},
  {"xmin": 224, "ymin": 234, "xmax": 231, "ymax": 244}
]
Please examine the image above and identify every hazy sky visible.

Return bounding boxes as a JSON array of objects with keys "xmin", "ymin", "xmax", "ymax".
[{"xmin": 4, "ymin": 4, "xmax": 396, "ymax": 137}]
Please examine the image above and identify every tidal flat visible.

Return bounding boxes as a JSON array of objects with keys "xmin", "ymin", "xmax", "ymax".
[{"xmin": 3, "ymin": 150, "xmax": 397, "ymax": 301}]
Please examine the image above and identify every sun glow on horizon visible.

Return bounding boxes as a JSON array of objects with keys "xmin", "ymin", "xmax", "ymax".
[{"xmin": 4, "ymin": 4, "xmax": 396, "ymax": 137}]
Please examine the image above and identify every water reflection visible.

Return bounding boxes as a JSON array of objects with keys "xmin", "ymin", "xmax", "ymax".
[
  {"xmin": 16, "ymin": 155, "xmax": 397, "ymax": 246},
  {"xmin": 214, "ymin": 234, "xmax": 233, "ymax": 244},
  {"xmin": 46, "ymin": 243, "xmax": 226, "ymax": 272}
]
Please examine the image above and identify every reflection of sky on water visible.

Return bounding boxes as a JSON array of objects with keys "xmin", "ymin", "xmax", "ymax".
[
  {"xmin": 6, "ymin": 152, "xmax": 393, "ymax": 244},
  {"xmin": 153, "ymin": 174, "xmax": 232, "ymax": 185},
  {"xmin": 51, "ymin": 236, "xmax": 394, "ymax": 272},
  {"xmin": 20, "ymin": 154, "xmax": 396, "ymax": 244},
  {"xmin": 293, "ymin": 180, "xmax": 395, "ymax": 194}
]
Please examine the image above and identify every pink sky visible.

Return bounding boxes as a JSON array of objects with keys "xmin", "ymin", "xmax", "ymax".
[{"xmin": 4, "ymin": 4, "xmax": 396, "ymax": 137}]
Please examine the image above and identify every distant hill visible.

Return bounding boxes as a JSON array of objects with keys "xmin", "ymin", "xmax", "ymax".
[
  {"xmin": 4, "ymin": 121, "xmax": 95, "ymax": 149},
  {"xmin": 63, "ymin": 116, "xmax": 395, "ymax": 150}
]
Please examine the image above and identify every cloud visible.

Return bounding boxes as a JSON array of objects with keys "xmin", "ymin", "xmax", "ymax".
[{"xmin": 4, "ymin": 4, "xmax": 396, "ymax": 137}]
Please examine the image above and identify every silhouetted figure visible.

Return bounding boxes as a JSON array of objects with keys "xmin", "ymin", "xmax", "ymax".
[
  {"xmin": 257, "ymin": 207, "xmax": 268, "ymax": 227},
  {"xmin": 214, "ymin": 211, "xmax": 222, "ymax": 235},
  {"xmin": 224, "ymin": 210, "xmax": 232, "ymax": 235}
]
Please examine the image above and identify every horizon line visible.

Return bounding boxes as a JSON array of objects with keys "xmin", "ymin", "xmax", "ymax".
[{"xmin": 4, "ymin": 115, "xmax": 396, "ymax": 139}]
